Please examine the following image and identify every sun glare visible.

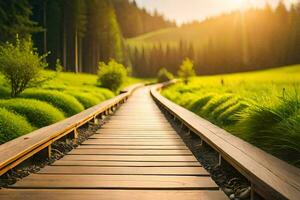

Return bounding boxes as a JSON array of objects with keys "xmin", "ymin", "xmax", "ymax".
[{"xmin": 232, "ymin": 0, "xmax": 250, "ymax": 11}]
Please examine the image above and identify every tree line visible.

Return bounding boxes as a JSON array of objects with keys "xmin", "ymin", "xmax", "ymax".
[
  {"xmin": 130, "ymin": 2, "xmax": 300, "ymax": 76},
  {"xmin": 0, "ymin": 0, "xmax": 174, "ymax": 74},
  {"xmin": 113, "ymin": 0, "xmax": 176, "ymax": 38}
]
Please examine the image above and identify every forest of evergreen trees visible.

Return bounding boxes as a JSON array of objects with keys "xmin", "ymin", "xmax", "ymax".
[
  {"xmin": 0, "ymin": 0, "xmax": 173, "ymax": 74},
  {"xmin": 130, "ymin": 2, "xmax": 300, "ymax": 77},
  {"xmin": 0, "ymin": 1, "xmax": 300, "ymax": 76}
]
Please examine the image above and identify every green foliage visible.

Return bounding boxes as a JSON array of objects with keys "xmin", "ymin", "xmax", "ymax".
[
  {"xmin": 21, "ymin": 90, "xmax": 84, "ymax": 117},
  {"xmin": 0, "ymin": 108, "xmax": 33, "ymax": 144},
  {"xmin": 67, "ymin": 92, "xmax": 101, "ymax": 109},
  {"xmin": 0, "ymin": 87, "xmax": 10, "ymax": 99},
  {"xmin": 0, "ymin": 0, "xmax": 41, "ymax": 42},
  {"xmin": 162, "ymin": 65, "xmax": 300, "ymax": 167},
  {"xmin": 0, "ymin": 37, "xmax": 48, "ymax": 97},
  {"xmin": 0, "ymin": 99, "xmax": 64, "ymax": 128},
  {"xmin": 113, "ymin": 0, "xmax": 175, "ymax": 38},
  {"xmin": 97, "ymin": 60, "xmax": 127, "ymax": 92},
  {"xmin": 157, "ymin": 68, "xmax": 174, "ymax": 83},
  {"xmin": 177, "ymin": 58, "xmax": 196, "ymax": 84},
  {"xmin": 235, "ymin": 95, "xmax": 300, "ymax": 165}
]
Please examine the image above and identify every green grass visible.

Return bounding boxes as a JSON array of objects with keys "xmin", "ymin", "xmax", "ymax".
[
  {"xmin": 0, "ymin": 70, "xmax": 149, "ymax": 144},
  {"xmin": 0, "ymin": 108, "xmax": 33, "ymax": 144},
  {"xmin": 162, "ymin": 64, "xmax": 300, "ymax": 167},
  {"xmin": 0, "ymin": 99, "xmax": 65, "ymax": 128},
  {"xmin": 21, "ymin": 90, "xmax": 85, "ymax": 117}
]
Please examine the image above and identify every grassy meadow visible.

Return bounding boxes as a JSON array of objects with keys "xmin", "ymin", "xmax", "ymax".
[
  {"xmin": 162, "ymin": 65, "xmax": 300, "ymax": 167},
  {"xmin": 0, "ymin": 70, "xmax": 146, "ymax": 144}
]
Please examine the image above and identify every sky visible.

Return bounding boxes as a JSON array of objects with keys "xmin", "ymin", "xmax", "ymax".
[{"xmin": 134, "ymin": 0, "xmax": 299, "ymax": 24}]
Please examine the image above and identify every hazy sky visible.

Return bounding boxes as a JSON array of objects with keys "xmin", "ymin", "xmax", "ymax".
[{"xmin": 134, "ymin": 0, "xmax": 299, "ymax": 24}]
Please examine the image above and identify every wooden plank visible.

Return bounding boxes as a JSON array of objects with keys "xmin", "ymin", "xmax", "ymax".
[
  {"xmin": 61, "ymin": 155, "xmax": 198, "ymax": 162},
  {"xmin": 0, "ymin": 189, "xmax": 228, "ymax": 200},
  {"xmin": 77, "ymin": 145, "xmax": 188, "ymax": 150},
  {"xmin": 82, "ymin": 140, "xmax": 185, "ymax": 146},
  {"xmin": 89, "ymin": 135, "xmax": 180, "ymax": 139},
  {"xmin": 52, "ymin": 160, "xmax": 201, "ymax": 167},
  {"xmin": 10, "ymin": 174, "xmax": 219, "ymax": 190},
  {"xmin": 38, "ymin": 166, "xmax": 209, "ymax": 176},
  {"xmin": 68, "ymin": 149, "xmax": 193, "ymax": 156}
]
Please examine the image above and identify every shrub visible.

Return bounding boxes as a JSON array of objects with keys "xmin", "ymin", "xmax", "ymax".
[
  {"xmin": 97, "ymin": 60, "xmax": 127, "ymax": 92},
  {"xmin": 21, "ymin": 90, "xmax": 84, "ymax": 117},
  {"xmin": 0, "ymin": 99, "xmax": 65, "ymax": 128},
  {"xmin": 0, "ymin": 108, "xmax": 33, "ymax": 144},
  {"xmin": 0, "ymin": 36, "xmax": 47, "ymax": 97},
  {"xmin": 0, "ymin": 87, "xmax": 10, "ymax": 99},
  {"xmin": 67, "ymin": 92, "xmax": 100, "ymax": 109},
  {"xmin": 177, "ymin": 58, "xmax": 196, "ymax": 84},
  {"xmin": 157, "ymin": 68, "xmax": 174, "ymax": 83}
]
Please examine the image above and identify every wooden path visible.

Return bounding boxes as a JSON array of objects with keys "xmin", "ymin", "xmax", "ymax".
[{"xmin": 0, "ymin": 87, "xmax": 227, "ymax": 200}]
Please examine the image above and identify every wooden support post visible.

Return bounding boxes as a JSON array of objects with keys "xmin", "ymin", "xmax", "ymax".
[
  {"xmin": 72, "ymin": 128, "xmax": 78, "ymax": 140},
  {"xmin": 218, "ymin": 153, "xmax": 222, "ymax": 166},
  {"xmin": 38, "ymin": 145, "xmax": 52, "ymax": 159},
  {"xmin": 93, "ymin": 116, "xmax": 98, "ymax": 124}
]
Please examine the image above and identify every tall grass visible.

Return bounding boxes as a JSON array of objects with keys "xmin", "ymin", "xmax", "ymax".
[{"xmin": 162, "ymin": 65, "xmax": 300, "ymax": 167}]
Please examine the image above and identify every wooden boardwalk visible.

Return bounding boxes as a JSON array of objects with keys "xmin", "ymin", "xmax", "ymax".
[{"xmin": 0, "ymin": 87, "xmax": 227, "ymax": 200}]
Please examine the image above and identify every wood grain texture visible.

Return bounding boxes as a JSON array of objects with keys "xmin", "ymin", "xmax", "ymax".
[
  {"xmin": 10, "ymin": 174, "xmax": 218, "ymax": 189},
  {"xmin": 0, "ymin": 190, "xmax": 228, "ymax": 200},
  {"xmin": 52, "ymin": 160, "xmax": 202, "ymax": 167},
  {"xmin": 38, "ymin": 166, "xmax": 209, "ymax": 176},
  {"xmin": 68, "ymin": 149, "xmax": 193, "ymax": 155}
]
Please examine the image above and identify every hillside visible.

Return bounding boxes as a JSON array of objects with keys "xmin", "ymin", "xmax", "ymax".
[{"xmin": 127, "ymin": 5, "xmax": 300, "ymax": 77}]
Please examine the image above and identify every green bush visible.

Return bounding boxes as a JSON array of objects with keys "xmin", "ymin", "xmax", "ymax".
[
  {"xmin": 97, "ymin": 60, "xmax": 127, "ymax": 92},
  {"xmin": 21, "ymin": 90, "xmax": 84, "ymax": 117},
  {"xmin": 0, "ymin": 87, "xmax": 10, "ymax": 99},
  {"xmin": 157, "ymin": 68, "xmax": 174, "ymax": 83},
  {"xmin": 0, "ymin": 99, "xmax": 65, "ymax": 128},
  {"xmin": 0, "ymin": 37, "xmax": 47, "ymax": 97},
  {"xmin": 0, "ymin": 108, "xmax": 33, "ymax": 144},
  {"xmin": 67, "ymin": 92, "xmax": 100, "ymax": 109},
  {"xmin": 177, "ymin": 58, "xmax": 196, "ymax": 84}
]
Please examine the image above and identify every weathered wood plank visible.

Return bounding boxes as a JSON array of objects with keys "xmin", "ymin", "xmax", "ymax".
[
  {"xmin": 10, "ymin": 175, "xmax": 218, "ymax": 189},
  {"xmin": 38, "ymin": 166, "xmax": 209, "ymax": 176},
  {"xmin": 82, "ymin": 140, "xmax": 185, "ymax": 146},
  {"xmin": 61, "ymin": 155, "xmax": 198, "ymax": 162},
  {"xmin": 52, "ymin": 160, "xmax": 201, "ymax": 167},
  {"xmin": 77, "ymin": 145, "xmax": 188, "ymax": 150},
  {"xmin": 68, "ymin": 149, "xmax": 192, "ymax": 156},
  {"xmin": 0, "ymin": 189, "xmax": 228, "ymax": 200}
]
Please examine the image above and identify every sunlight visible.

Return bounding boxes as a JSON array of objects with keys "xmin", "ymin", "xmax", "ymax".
[{"xmin": 231, "ymin": 0, "xmax": 250, "ymax": 11}]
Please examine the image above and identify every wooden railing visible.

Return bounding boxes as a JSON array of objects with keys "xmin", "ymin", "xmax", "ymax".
[
  {"xmin": 0, "ymin": 84, "xmax": 143, "ymax": 176},
  {"xmin": 150, "ymin": 83, "xmax": 300, "ymax": 200}
]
